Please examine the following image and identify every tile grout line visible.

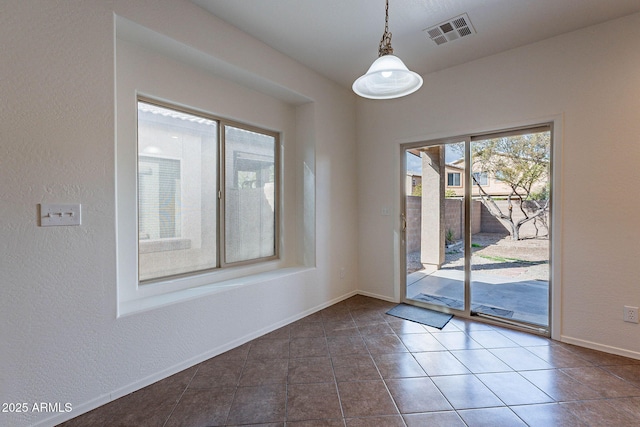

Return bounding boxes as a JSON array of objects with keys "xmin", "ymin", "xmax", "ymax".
[
  {"xmin": 161, "ymin": 363, "xmax": 200, "ymax": 427},
  {"xmin": 222, "ymin": 339, "xmax": 254, "ymax": 426},
  {"xmin": 324, "ymin": 324, "xmax": 348, "ymax": 427}
]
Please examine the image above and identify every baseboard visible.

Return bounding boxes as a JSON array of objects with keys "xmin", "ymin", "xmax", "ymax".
[
  {"xmin": 356, "ymin": 289, "xmax": 399, "ymax": 304},
  {"xmin": 37, "ymin": 290, "xmax": 359, "ymax": 427},
  {"xmin": 560, "ymin": 335, "xmax": 640, "ymax": 361}
]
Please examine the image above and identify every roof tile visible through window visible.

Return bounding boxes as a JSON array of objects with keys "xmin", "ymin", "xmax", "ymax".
[{"xmin": 138, "ymin": 101, "xmax": 216, "ymax": 126}]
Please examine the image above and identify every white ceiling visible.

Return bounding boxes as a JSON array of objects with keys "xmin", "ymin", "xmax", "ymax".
[{"xmin": 192, "ymin": 0, "xmax": 640, "ymax": 89}]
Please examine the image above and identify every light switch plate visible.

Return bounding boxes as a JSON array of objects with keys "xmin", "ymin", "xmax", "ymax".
[{"xmin": 40, "ymin": 203, "xmax": 81, "ymax": 226}]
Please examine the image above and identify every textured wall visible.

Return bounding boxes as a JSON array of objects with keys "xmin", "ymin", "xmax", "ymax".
[{"xmin": 0, "ymin": 1, "xmax": 358, "ymax": 426}]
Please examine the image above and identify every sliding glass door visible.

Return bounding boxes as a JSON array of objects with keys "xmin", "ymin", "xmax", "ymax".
[
  {"xmin": 402, "ymin": 126, "xmax": 551, "ymax": 332},
  {"xmin": 469, "ymin": 129, "xmax": 551, "ymax": 327},
  {"xmin": 404, "ymin": 141, "xmax": 467, "ymax": 313}
]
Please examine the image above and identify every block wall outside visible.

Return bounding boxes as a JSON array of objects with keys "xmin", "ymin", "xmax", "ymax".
[
  {"xmin": 442, "ymin": 198, "xmax": 482, "ymax": 240},
  {"xmin": 406, "ymin": 196, "xmax": 422, "ymax": 253},
  {"xmin": 479, "ymin": 202, "xmax": 509, "ymax": 235},
  {"xmin": 406, "ymin": 197, "xmax": 550, "ymax": 250},
  {"xmin": 483, "ymin": 199, "xmax": 549, "ymax": 238}
]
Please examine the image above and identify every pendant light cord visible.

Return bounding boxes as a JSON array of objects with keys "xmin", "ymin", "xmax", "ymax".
[{"xmin": 378, "ymin": 0, "xmax": 394, "ymax": 57}]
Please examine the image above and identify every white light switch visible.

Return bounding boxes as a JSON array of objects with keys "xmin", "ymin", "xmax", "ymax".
[{"xmin": 40, "ymin": 204, "xmax": 81, "ymax": 226}]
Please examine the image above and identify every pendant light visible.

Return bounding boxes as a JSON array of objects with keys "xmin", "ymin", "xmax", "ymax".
[{"xmin": 353, "ymin": 0, "xmax": 423, "ymax": 99}]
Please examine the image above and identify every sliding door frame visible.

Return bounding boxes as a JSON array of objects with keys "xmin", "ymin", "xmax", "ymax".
[
  {"xmin": 400, "ymin": 121, "xmax": 558, "ymax": 337},
  {"xmin": 401, "ymin": 135, "xmax": 471, "ymax": 319}
]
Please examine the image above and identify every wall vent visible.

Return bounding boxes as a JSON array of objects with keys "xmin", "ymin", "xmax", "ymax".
[{"xmin": 424, "ymin": 13, "xmax": 475, "ymax": 46}]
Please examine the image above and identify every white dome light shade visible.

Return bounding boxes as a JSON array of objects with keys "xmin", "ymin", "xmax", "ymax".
[{"xmin": 352, "ymin": 54, "xmax": 423, "ymax": 99}]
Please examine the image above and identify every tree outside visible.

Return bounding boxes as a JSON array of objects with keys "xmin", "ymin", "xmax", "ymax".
[{"xmin": 470, "ymin": 131, "xmax": 550, "ymax": 240}]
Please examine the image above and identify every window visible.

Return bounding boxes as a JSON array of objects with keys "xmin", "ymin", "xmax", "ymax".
[
  {"xmin": 472, "ymin": 172, "xmax": 488, "ymax": 186},
  {"xmin": 224, "ymin": 126, "xmax": 276, "ymax": 264},
  {"xmin": 137, "ymin": 99, "xmax": 278, "ymax": 283},
  {"xmin": 138, "ymin": 156, "xmax": 182, "ymax": 240},
  {"xmin": 447, "ymin": 172, "xmax": 461, "ymax": 187}
]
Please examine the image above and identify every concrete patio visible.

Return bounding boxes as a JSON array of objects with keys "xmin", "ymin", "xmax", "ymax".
[{"xmin": 407, "ymin": 267, "xmax": 549, "ymax": 327}]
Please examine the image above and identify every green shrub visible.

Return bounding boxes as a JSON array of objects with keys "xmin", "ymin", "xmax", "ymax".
[{"xmin": 445, "ymin": 228, "xmax": 455, "ymax": 244}]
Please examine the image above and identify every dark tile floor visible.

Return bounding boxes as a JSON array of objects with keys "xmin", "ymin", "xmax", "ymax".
[{"xmin": 59, "ymin": 295, "xmax": 640, "ymax": 426}]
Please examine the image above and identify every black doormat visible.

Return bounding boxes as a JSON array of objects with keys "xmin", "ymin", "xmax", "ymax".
[
  {"xmin": 414, "ymin": 293, "xmax": 514, "ymax": 318},
  {"xmin": 386, "ymin": 303, "xmax": 453, "ymax": 329}
]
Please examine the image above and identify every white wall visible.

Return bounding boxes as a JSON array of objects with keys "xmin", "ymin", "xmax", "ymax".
[
  {"xmin": 357, "ymin": 13, "xmax": 640, "ymax": 357},
  {"xmin": 0, "ymin": 1, "xmax": 357, "ymax": 426}
]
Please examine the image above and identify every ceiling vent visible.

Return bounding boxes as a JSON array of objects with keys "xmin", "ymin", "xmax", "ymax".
[{"xmin": 424, "ymin": 13, "xmax": 475, "ymax": 46}]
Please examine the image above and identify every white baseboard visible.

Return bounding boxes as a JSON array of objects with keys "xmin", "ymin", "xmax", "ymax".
[
  {"xmin": 560, "ymin": 335, "xmax": 640, "ymax": 361},
  {"xmin": 37, "ymin": 290, "xmax": 359, "ymax": 427},
  {"xmin": 356, "ymin": 289, "xmax": 399, "ymax": 304}
]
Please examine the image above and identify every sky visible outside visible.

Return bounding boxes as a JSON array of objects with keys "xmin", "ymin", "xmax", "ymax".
[{"xmin": 406, "ymin": 143, "xmax": 464, "ymax": 174}]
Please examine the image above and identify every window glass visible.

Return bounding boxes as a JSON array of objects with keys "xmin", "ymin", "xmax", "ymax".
[
  {"xmin": 224, "ymin": 125, "xmax": 276, "ymax": 264},
  {"xmin": 473, "ymin": 172, "xmax": 488, "ymax": 186},
  {"xmin": 138, "ymin": 156, "xmax": 181, "ymax": 239},
  {"xmin": 448, "ymin": 172, "xmax": 461, "ymax": 186},
  {"xmin": 137, "ymin": 101, "xmax": 218, "ymax": 281}
]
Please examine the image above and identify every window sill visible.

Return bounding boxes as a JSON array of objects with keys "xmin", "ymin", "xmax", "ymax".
[
  {"xmin": 117, "ymin": 265, "xmax": 313, "ymax": 317},
  {"xmin": 139, "ymin": 238, "xmax": 192, "ymax": 254}
]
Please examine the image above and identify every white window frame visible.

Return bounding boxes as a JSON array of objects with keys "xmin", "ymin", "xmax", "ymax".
[
  {"xmin": 219, "ymin": 119, "xmax": 280, "ymax": 268},
  {"xmin": 448, "ymin": 172, "xmax": 461, "ymax": 187}
]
